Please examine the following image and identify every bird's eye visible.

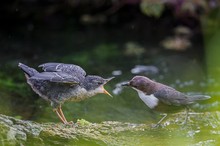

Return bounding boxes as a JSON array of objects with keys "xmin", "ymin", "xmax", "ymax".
[
  {"xmin": 97, "ymin": 82, "xmax": 102, "ymax": 85},
  {"xmin": 94, "ymin": 80, "xmax": 103, "ymax": 85}
]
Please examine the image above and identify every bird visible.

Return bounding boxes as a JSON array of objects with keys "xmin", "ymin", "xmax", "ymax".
[
  {"xmin": 122, "ymin": 76, "xmax": 211, "ymax": 126},
  {"xmin": 18, "ymin": 62, "xmax": 114, "ymax": 124}
]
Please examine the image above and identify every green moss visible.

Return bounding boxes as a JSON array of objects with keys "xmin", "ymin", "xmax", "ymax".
[
  {"xmin": 77, "ymin": 119, "xmax": 91, "ymax": 126},
  {"xmin": 1, "ymin": 113, "xmax": 220, "ymax": 146}
]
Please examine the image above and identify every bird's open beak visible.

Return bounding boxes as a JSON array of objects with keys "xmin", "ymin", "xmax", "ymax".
[
  {"xmin": 102, "ymin": 86, "xmax": 113, "ymax": 97},
  {"xmin": 104, "ymin": 77, "xmax": 115, "ymax": 84},
  {"xmin": 102, "ymin": 77, "xmax": 114, "ymax": 97}
]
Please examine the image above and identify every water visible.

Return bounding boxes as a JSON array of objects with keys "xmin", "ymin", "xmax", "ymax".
[{"xmin": 0, "ymin": 25, "xmax": 220, "ymax": 145}]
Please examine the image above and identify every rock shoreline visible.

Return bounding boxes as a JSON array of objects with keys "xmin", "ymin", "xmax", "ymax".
[{"xmin": 0, "ymin": 112, "xmax": 220, "ymax": 146}]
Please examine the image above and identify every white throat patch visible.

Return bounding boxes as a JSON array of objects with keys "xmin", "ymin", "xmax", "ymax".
[
  {"xmin": 87, "ymin": 86, "xmax": 103, "ymax": 97},
  {"xmin": 133, "ymin": 88, "xmax": 159, "ymax": 109}
]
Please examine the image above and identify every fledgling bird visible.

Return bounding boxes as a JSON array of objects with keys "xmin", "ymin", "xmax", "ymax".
[
  {"xmin": 18, "ymin": 62, "xmax": 114, "ymax": 124},
  {"xmin": 122, "ymin": 76, "xmax": 211, "ymax": 126}
]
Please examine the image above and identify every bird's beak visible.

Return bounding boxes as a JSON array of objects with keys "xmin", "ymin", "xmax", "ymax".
[
  {"xmin": 102, "ymin": 86, "xmax": 113, "ymax": 97},
  {"xmin": 121, "ymin": 82, "xmax": 130, "ymax": 86},
  {"xmin": 102, "ymin": 77, "xmax": 114, "ymax": 97},
  {"xmin": 104, "ymin": 77, "xmax": 115, "ymax": 84}
]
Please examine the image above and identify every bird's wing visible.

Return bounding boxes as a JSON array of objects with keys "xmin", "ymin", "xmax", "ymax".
[
  {"xmin": 153, "ymin": 87, "xmax": 191, "ymax": 106},
  {"xmin": 30, "ymin": 72, "xmax": 80, "ymax": 84},
  {"xmin": 39, "ymin": 63, "xmax": 86, "ymax": 77}
]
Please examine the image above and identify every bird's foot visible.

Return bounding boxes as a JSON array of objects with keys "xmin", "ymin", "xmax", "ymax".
[
  {"xmin": 67, "ymin": 121, "xmax": 74, "ymax": 125},
  {"xmin": 179, "ymin": 120, "xmax": 189, "ymax": 128},
  {"xmin": 151, "ymin": 123, "xmax": 161, "ymax": 128},
  {"xmin": 61, "ymin": 121, "xmax": 76, "ymax": 128},
  {"xmin": 151, "ymin": 113, "xmax": 167, "ymax": 128},
  {"xmin": 181, "ymin": 120, "xmax": 187, "ymax": 125}
]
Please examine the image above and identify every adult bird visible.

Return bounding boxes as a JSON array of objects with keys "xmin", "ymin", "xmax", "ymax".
[
  {"xmin": 18, "ymin": 62, "xmax": 114, "ymax": 124},
  {"xmin": 122, "ymin": 76, "xmax": 210, "ymax": 126}
]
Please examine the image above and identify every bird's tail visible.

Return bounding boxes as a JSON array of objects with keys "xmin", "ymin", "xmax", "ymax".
[
  {"xmin": 188, "ymin": 95, "xmax": 211, "ymax": 102},
  {"xmin": 18, "ymin": 63, "xmax": 38, "ymax": 77}
]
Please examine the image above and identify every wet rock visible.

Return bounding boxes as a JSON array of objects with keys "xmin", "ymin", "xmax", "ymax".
[
  {"xmin": 112, "ymin": 70, "xmax": 122, "ymax": 76},
  {"xmin": 131, "ymin": 65, "xmax": 159, "ymax": 75},
  {"xmin": 112, "ymin": 81, "xmax": 128, "ymax": 95},
  {"xmin": 0, "ymin": 112, "xmax": 220, "ymax": 146},
  {"xmin": 0, "ymin": 114, "xmax": 42, "ymax": 145}
]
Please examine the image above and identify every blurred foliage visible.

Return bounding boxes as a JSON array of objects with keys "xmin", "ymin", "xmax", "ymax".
[
  {"xmin": 202, "ymin": 6, "xmax": 220, "ymax": 96},
  {"xmin": 0, "ymin": 71, "xmax": 36, "ymax": 118},
  {"xmin": 140, "ymin": 0, "xmax": 165, "ymax": 18},
  {"xmin": 124, "ymin": 42, "xmax": 146, "ymax": 57},
  {"xmin": 0, "ymin": 0, "xmax": 219, "ymax": 127},
  {"xmin": 0, "ymin": 72, "xmax": 28, "ymax": 96},
  {"xmin": 1, "ymin": 0, "xmax": 219, "ymax": 26},
  {"xmin": 62, "ymin": 52, "xmax": 91, "ymax": 65},
  {"xmin": 93, "ymin": 44, "xmax": 118, "ymax": 61},
  {"xmin": 61, "ymin": 43, "xmax": 119, "ymax": 66}
]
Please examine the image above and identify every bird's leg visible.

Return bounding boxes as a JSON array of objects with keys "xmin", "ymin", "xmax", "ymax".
[
  {"xmin": 56, "ymin": 106, "xmax": 74, "ymax": 124},
  {"xmin": 183, "ymin": 106, "xmax": 189, "ymax": 125},
  {"xmin": 153, "ymin": 113, "xmax": 167, "ymax": 128},
  {"xmin": 57, "ymin": 105, "xmax": 74, "ymax": 124},
  {"xmin": 57, "ymin": 106, "xmax": 67, "ymax": 122},
  {"xmin": 54, "ymin": 108, "xmax": 67, "ymax": 124}
]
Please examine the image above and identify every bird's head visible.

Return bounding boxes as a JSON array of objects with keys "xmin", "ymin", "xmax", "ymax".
[
  {"xmin": 83, "ymin": 75, "xmax": 114, "ymax": 97},
  {"xmin": 121, "ymin": 76, "xmax": 153, "ymax": 92}
]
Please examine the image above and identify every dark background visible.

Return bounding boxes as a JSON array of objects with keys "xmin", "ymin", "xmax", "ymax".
[{"xmin": 0, "ymin": 0, "xmax": 219, "ymax": 123}]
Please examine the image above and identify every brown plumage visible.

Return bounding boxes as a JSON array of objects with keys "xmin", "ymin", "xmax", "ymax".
[{"xmin": 122, "ymin": 76, "xmax": 211, "ymax": 126}]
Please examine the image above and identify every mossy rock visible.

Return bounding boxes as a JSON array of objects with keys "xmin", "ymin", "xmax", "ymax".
[{"xmin": 0, "ymin": 112, "xmax": 220, "ymax": 146}]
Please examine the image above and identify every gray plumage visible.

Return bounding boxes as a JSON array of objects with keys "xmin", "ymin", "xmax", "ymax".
[
  {"xmin": 153, "ymin": 86, "xmax": 210, "ymax": 106},
  {"xmin": 39, "ymin": 63, "xmax": 86, "ymax": 81},
  {"xmin": 18, "ymin": 62, "xmax": 112, "ymax": 109}
]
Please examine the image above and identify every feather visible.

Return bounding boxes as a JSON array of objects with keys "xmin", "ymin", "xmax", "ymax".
[{"xmin": 135, "ymin": 89, "xmax": 159, "ymax": 109}]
